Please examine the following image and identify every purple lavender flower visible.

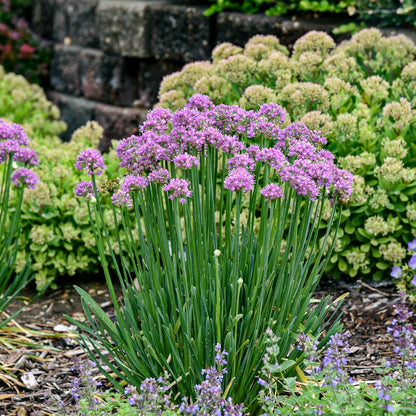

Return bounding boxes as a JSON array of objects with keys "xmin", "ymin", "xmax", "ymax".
[
  {"xmin": 74, "ymin": 181, "xmax": 95, "ymax": 200},
  {"xmin": 260, "ymin": 183, "xmax": 284, "ymax": 201},
  {"xmin": 75, "ymin": 148, "xmax": 105, "ymax": 176},
  {"xmin": 163, "ymin": 178, "xmax": 192, "ymax": 204},
  {"xmin": 11, "ymin": 168, "xmax": 39, "ymax": 189},
  {"xmin": 390, "ymin": 266, "xmax": 402, "ymax": 279},
  {"xmin": 173, "ymin": 153, "xmax": 200, "ymax": 169},
  {"xmin": 224, "ymin": 168, "xmax": 255, "ymax": 193},
  {"xmin": 408, "ymin": 239, "xmax": 416, "ymax": 252},
  {"xmin": 0, "ymin": 119, "xmax": 29, "ymax": 145},
  {"xmin": 409, "ymin": 255, "xmax": 416, "ymax": 270}
]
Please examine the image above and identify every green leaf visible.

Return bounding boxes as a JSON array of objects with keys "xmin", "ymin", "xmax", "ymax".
[
  {"xmin": 376, "ymin": 262, "xmax": 389, "ymax": 270},
  {"xmin": 338, "ymin": 258, "xmax": 348, "ymax": 272},
  {"xmin": 344, "ymin": 222, "xmax": 355, "ymax": 234}
]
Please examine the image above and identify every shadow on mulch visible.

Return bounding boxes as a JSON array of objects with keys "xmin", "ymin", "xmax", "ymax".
[{"xmin": 0, "ymin": 276, "xmax": 411, "ymax": 415}]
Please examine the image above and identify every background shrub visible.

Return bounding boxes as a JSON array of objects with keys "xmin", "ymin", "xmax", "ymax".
[
  {"xmin": 0, "ymin": 0, "xmax": 51, "ymax": 85},
  {"xmin": 0, "ymin": 66, "xmax": 131, "ymax": 289},
  {"xmin": 204, "ymin": 0, "xmax": 416, "ymax": 28},
  {"xmin": 157, "ymin": 29, "xmax": 416, "ymax": 281}
]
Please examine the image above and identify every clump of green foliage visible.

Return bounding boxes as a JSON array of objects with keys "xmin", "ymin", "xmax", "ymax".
[
  {"xmin": 0, "ymin": 0, "xmax": 51, "ymax": 85},
  {"xmin": 157, "ymin": 29, "xmax": 416, "ymax": 281},
  {"xmin": 204, "ymin": 0, "xmax": 416, "ymax": 28}
]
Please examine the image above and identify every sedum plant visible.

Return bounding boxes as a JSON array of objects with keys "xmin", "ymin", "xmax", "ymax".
[
  {"xmin": 156, "ymin": 29, "xmax": 416, "ymax": 281},
  {"xmin": 69, "ymin": 95, "xmax": 352, "ymax": 413},
  {"xmin": 0, "ymin": 118, "xmax": 40, "ymax": 326}
]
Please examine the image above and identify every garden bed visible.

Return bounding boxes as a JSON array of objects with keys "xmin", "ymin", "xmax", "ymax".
[{"xmin": 0, "ymin": 277, "xmax": 409, "ymax": 414}]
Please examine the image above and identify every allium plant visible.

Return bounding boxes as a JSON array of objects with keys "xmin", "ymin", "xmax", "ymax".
[
  {"xmin": 0, "ymin": 118, "xmax": 40, "ymax": 326},
  {"xmin": 259, "ymin": 294, "xmax": 416, "ymax": 415},
  {"xmin": 157, "ymin": 29, "xmax": 416, "ymax": 282},
  {"xmin": 70, "ymin": 95, "xmax": 351, "ymax": 413}
]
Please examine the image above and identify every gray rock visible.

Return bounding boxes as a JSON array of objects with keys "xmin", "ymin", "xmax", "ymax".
[
  {"xmin": 148, "ymin": 4, "xmax": 211, "ymax": 62},
  {"xmin": 53, "ymin": 0, "xmax": 99, "ymax": 47}
]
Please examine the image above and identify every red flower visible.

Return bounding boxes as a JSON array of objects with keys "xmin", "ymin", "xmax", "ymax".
[{"xmin": 18, "ymin": 43, "xmax": 35, "ymax": 59}]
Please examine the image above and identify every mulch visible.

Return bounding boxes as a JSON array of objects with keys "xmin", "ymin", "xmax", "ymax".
[{"xmin": 0, "ymin": 277, "xmax": 411, "ymax": 415}]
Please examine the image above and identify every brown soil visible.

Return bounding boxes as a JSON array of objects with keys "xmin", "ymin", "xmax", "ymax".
[{"xmin": 0, "ymin": 277, "xmax": 411, "ymax": 415}]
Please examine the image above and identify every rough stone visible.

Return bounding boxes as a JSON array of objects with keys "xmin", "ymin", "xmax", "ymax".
[
  {"xmin": 47, "ymin": 92, "xmax": 97, "ymax": 142},
  {"xmin": 52, "ymin": 0, "xmax": 99, "ymax": 47},
  {"xmin": 148, "ymin": 4, "xmax": 211, "ymax": 62},
  {"xmin": 95, "ymin": 103, "xmax": 147, "ymax": 151},
  {"xmin": 50, "ymin": 44, "xmax": 82, "ymax": 96},
  {"xmin": 216, "ymin": 12, "xmax": 284, "ymax": 47},
  {"xmin": 30, "ymin": 0, "xmax": 55, "ymax": 38},
  {"xmin": 138, "ymin": 59, "xmax": 183, "ymax": 108},
  {"xmin": 97, "ymin": 1, "xmax": 162, "ymax": 57},
  {"xmin": 80, "ymin": 50, "xmax": 140, "ymax": 106}
]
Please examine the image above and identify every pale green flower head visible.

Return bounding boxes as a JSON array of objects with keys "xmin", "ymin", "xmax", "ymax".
[
  {"xmin": 70, "ymin": 121, "xmax": 104, "ymax": 149},
  {"xmin": 292, "ymin": 31, "xmax": 335, "ymax": 59},
  {"xmin": 401, "ymin": 60, "xmax": 416, "ymax": 84},
  {"xmin": 245, "ymin": 34, "xmax": 289, "ymax": 56},
  {"xmin": 345, "ymin": 248, "xmax": 369, "ymax": 270},
  {"xmin": 180, "ymin": 61, "xmax": 213, "ymax": 86},
  {"xmin": 158, "ymin": 71, "xmax": 183, "ymax": 96},
  {"xmin": 194, "ymin": 75, "xmax": 231, "ymax": 103},
  {"xmin": 30, "ymin": 224, "xmax": 57, "ymax": 246},
  {"xmin": 348, "ymin": 175, "xmax": 368, "ymax": 204},
  {"xmin": 23, "ymin": 181, "xmax": 51, "ymax": 207},
  {"xmin": 383, "ymin": 34, "xmax": 416, "ymax": 71},
  {"xmin": 380, "ymin": 241, "xmax": 406, "ymax": 263},
  {"xmin": 406, "ymin": 203, "xmax": 416, "ymax": 222},
  {"xmin": 244, "ymin": 43, "xmax": 272, "ymax": 61},
  {"xmin": 352, "ymin": 102, "xmax": 371, "ymax": 120},
  {"xmin": 374, "ymin": 157, "xmax": 412, "ymax": 183},
  {"xmin": 300, "ymin": 111, "xmax": 334, "ymax": 139},
  {"xmin": 334, "ymin": 113, "xmax": 358, "ymax": 141},
  {"xmin": 294, "ymin": 51, "xmax": 323, "ymax": 80},
  {"xmin": 239, "ymin": 85, "xmax": 277, "ymax": 110},
  {"xmin": 382, "ymin": 137, "xmax": 408, "ymax": 159},
  {"xmin": 382, "ymin": 98, "xmax": 415, "ymax": 132},
  {"xmin": 322, "ymin": 53, "xmax": 361, "ymax": 82},
  {"xmin": 365, "ymin": 215, "xmax": 389, "ymax": 237},
  {"xmin": 369, "ymin": 188, "xmax": 390, "ymax": 210},
  {"xmin": 60, "ymin": 223, "xmax": 81, "ymax": 241},
  {"xmin": 156, "ymin": 90, "xmax": 187, "ymax": 111},
  {"xmin": 278, "ymin": 82, "xmax": 329, "ymax": 118},
  {"xmin": 360, "ymin": 75, "xmax": 390, "ymax": 102},
  {"xmin": 339, "ymin": 152, "xmax": 376, "ymax": 173},
  {"xmin": 211, "ymin": 42, "xmax": 243, "ymax": 63},
  {"xmin": 257, "ymin": 52, "xmax": 293, "ymax": 91},
  {"xmin": 215, "ymin": 54, "xmax": 256, "ymax": 85}
]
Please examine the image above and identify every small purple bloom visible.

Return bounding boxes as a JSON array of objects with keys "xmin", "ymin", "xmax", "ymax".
[
  {"xmin": 409, "ymin": 239, "xmax": 416, "ymax": 252},
  {"xmin": 121, "ymin": 175, "xmax": 148, "ymax": 193},
  {"xmin": 11, "ymin": 168, "xmax": 39, "ymax": 189},
  {"xmin": 111, "ymin": 189, "xmax": 133, "ymax": 207},
  {"xmin": 411, "ymin": 275, "xmax": 416, "ymax": 287},
  {"xmin": 260, "ymin": 183, "xmax": 284, "ymax": 201},
  {"xmin": 390, "ymin": 266, "xmax": 402, "ymax": 279},
  {"xmin": 13, "ymin": 147, "xmax": 39, "ymax": 166},
  {"xmin": 74, "ymin": 181, "xmax": 95, "ymax": 200},
  {"xmin": 148, "ymin": 168, "xmax": 171, "ymax": 184},
  {"xmin": 75, "ymin": 148, "xmax": 105, "ymax": 176},
  {"xmin": 0, "ymin": 119, "xmax": 29, "ymax": 145},
  {"xmin": 409, "ymin": 255, "xmax": 416, "ymax": 270},
  {"xmin": 224, "ymin": 168, "xmax": 255, "ymax": 193},
  {"xmin": 163, "ymin": 178, "xmax": 192, "ymax": 204}
]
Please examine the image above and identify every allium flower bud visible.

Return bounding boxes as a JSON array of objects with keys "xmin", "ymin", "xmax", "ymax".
[{"xmin": 75, "ymin": 148, "xmax": 105, "ymax": 176}]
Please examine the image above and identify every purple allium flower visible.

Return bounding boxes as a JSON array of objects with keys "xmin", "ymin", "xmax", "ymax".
[
  {"xmin": 74, "ymin": 181, "xmax": 95, "ymax": 200},
  {"xmin": 13, "ymin": 147, "xmax": 39, "ymax": 166},
  {"xmin": 11, "ymin": 168, "xmax": 39, "ymax": 189},
  {"xmin": 140, "ymin": 108, "xmax": 173, "ymax": 134},
  {"xmin": 75, "ymin": 148, "xmax": 105, "ymax": 176},
  {"xmin": 121, "ymin": 175, "xmax": 148, "ymax": 193},
  {"xmin": 163, "ymin": 178, "xmax": 192, "ymax": 204},
  {"xmin": 408, "ymin": 239, "xmax": 416, "ymax": 252},
  {"xmin": 111, "ymin": 189, "xmax": 133, "ymax": 207},
  {"xmin": 148, "ymin": 168, "xmax": 171, "ymax": 184},
  {"xmin": 0, "ymin": 119, "xmax": 29, "ymax": 145},
  {"xmin": 409, "ymin": 255, "xmax": 416, "ymax": 270},
  {"xmin": 224, "ymin": 168, "xmax": 255, "ymax": 193},
  {"xmin": 390, "ymin": 266, "xmax": 402, "ymax": 279},
  {"xmin": 0, "ymin": 139, "xmax": 20, "ymax": 163},
  {"xmin": 227, "ymin": 153, "xmax": 256, "ymax": 171},
  {"xmin": 173, "ymin": 153, "xmax": 200, "ymax": 169},
  {"xmin": 260, "ymin": 183, "xmax": 284, "ymax": 201},
  {"xmin": 185, "ymin": 94, "xmax": 213, "ymax": 112},
  {"xmin": 258, "ymin": 102, "xmax": 286, "ymax": 124}
]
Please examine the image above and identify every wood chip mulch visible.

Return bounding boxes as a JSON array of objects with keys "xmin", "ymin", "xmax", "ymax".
[{"xmin": 0, "ymin": 278, "xmax": 412, "ymax": 415}]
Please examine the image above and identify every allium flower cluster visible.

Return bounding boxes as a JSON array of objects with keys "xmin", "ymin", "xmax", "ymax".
[
  {"xmin": 11, "ymin": 167, "xmax": 39, "ymax": 189},
  {"xmin": 179, "ymin": 344, "xmax": 244, "ymax": 416},
  {"xmin": 163, "ymin": 178, "xmax": 192, "ymax": 204},
  {"xmin": 0, "ymin": 118, "xmax": 29, "ymax": 145},
  {"xmin": 75, "ymin": 148, "xmax": 105, "ymax": 176},
  {"xmin": 74, "ymin": 181, "xmax": 95, "ymax": 201}
]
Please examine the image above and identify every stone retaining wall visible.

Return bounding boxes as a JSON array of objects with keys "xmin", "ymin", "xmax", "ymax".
[{"xmin": 29, "ymin": 0, "xmax": 416, "ymax": 150}]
